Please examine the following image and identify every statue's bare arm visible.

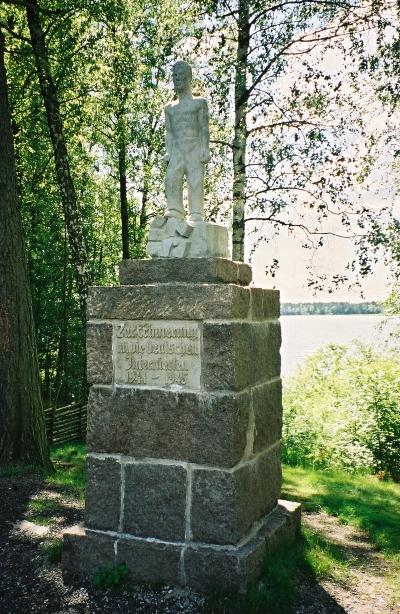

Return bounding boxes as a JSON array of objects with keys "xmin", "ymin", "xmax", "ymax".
[
  {"xmin": 165, "ymin": 106, "xmax": 173, "ymax": 162},
  {"xmin": 199, "ymin": 99, "xmax": 210, "ymax": 163}
]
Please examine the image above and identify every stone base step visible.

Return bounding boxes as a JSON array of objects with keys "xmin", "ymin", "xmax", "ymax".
[{"xmin": 62, "ymin": 499, "xmax": 301, "ymax": 594}]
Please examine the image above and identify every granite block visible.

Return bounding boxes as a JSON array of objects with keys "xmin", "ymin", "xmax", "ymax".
[
  {"xmin": 252, "ymin": 380, "xmax": 282, "ymax": 454},
  {"xmin": 62, "ymin": 525, "xmax": 116, "ymax": 584},
  {"xmin": 85, "ymin": 457, "xmax": 121, "ymax": 531},
  {"xmin": 122, "ymin": 463, "xmax": 187, "ymax": 541},
  {"xmin": 119, "ymin": 258, "xmax": 252, "ymax": 286},
  {"xmin": 190, "ymin": 445, "xmax": 281, "ymax": 545},
  {"xmin": 86, "ymin": 386, "xmax": 250, "ymax": 468},
  {"xmin": 202, "ymin": 321, "xmax": 281, "ymax": 391},
  {"xmin": 185, "ymin": 499, "xmax": 301, "ymax": 593},
  {"xmin": 87, "ymin": 284, "xmax": 250, "ymax": 321},
  {"xmin": 86, "ymin": 322, "xmax": 113, "ymax": 384},
  {"xmin": 117, "ymin": 539, "xmax": 182, "ymax": 586}
]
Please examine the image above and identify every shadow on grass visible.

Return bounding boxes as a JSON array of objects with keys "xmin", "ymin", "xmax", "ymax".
[
  {"xmin": 0, "ymin": 441, "xmax": 86, "ymax": 501},
  {"xmin": 207, "ymin": 466, "xmax": 400, "ymax": 613},
  {"xmin": 282, "ymin": 465, "xmax": 400, "ymax": 557},
  {"xmin": 0, "ymin": 441, "xmax": 86, "ymax": 535},
  {"xmin": 205, "ymin": 529, "xmax": 348, "ymax": 614},
  {"xmin": 0, "ymin": 443, "xmax": 87, "ymax": 612}
]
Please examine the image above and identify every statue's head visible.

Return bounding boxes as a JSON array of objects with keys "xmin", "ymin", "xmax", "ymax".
[{"xmin": 172, "ymin": 60, "xmax": 192, "ymax": 94}]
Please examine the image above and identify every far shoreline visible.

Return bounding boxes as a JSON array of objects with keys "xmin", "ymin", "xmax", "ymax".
[{"xmin": 281, "ymin": 301, "xmax": 383, "ymax": 316}]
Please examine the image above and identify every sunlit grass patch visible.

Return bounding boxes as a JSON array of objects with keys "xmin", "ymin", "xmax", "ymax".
[
  {"xmin": 282, "ymin": 465, "xmax": 400, "ymax": 555},
  {"xmin": 283, "ymin": 465, "xmax": 400, "ymax": 599},
  {"xmin": 303, "ymin": 527, "xmax": 351, "ymax": 584},
  {"xmin": 29, "ymin": 515, "xmax": 50, "ymax": 526},
  {"xmin": 28, "ymin": 498, "xmax": 58, "ymax": 513},
  {"xmin": 45, "ymin": 442, "xmax": 86, "ymax": 499},
  {"xmin": 51, "ymin": 442, "xmax": 86, "ymax": 464}
]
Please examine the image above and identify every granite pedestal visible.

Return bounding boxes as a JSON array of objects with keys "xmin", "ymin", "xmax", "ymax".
[{"xmin": 62, "ymin": 258, "xmax": 300, "ymax": 593}]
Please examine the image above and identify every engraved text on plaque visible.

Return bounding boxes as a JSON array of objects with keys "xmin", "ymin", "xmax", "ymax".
[{"xmin": 114, "ymin": 320, "xmax": 201, "ymax": 389}]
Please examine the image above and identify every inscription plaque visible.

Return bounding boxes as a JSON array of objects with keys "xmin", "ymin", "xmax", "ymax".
[{"xmin": 114, "ymin": 320, "xmax": 201, "ymax": 389}]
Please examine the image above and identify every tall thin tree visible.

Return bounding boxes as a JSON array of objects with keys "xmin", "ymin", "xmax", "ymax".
[{"xmin": 25, "ymin": 0, "xmax": 90, "ymax": 322}]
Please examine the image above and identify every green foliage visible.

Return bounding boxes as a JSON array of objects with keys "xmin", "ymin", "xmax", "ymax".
[
  {"xmin": 50, "ymin": 442, "xmax": 86, "ymax": 464},
  {"xmin": 2, "ymin": 0, "xmax": 397, "ymax": 408},
  {"xmin": 29, "ymin": 515, "xmax": 50, "ymax": 526},
  {"xmin": 283, "ymin": 344, "xmax": 400, "ymax": 480},
  {"xmin": 92, "ymin": 563, "xmax": 129, "ymax": 589},
  {"xmin": 384, "ymin": 287, "xmax": 400, "ymax": 315},
  {"xmin": 42, "ymin": 539, "xmax": 63, "ymax": 564},
  {"xmin": 28, "ymin": 498, "xmax": 58, "ymax": 526},
  {"xmin": 193, "ymin": 0, "xmax": 391, "ymax": 285},
  {"xmin": 46, "ymin": 442, "xmax": 86, "ymax": 498},
  {"xmin": 2, "ymin": 0, "xmax": 190, "ymax": 405}
]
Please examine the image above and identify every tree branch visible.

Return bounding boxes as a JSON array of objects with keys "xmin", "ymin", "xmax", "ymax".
[{"xmin": 244, "ymin": 215, "xmax": 365, "ymax": 239}]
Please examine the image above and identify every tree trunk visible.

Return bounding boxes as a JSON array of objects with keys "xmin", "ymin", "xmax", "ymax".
[
  {"xmin": 54, "ymin": 235, "xmax": 69, "ymax": 406},
  {"xmin": 232, "ymin": 0, "xmax": 250, "ymax": 262},
  {"xmin": 140, "ymin": 176, "xmax": 148, "ymax": 230},
  {"xmin": 140, "ymin": 151, "xmax": 153, "ymax": 232},
  {"xmin": 118, "ymin": 141, "xmax": 130, "ymax": 259},
  {"xmin": 25, "ymin": 0, "xmax": 90, "ymax": 323},
  {"xmin": 0, "ymin": 28, "xmax": 51, "ymax": 469}
]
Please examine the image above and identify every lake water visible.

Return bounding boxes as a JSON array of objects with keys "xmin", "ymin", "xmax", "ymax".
[{"xmin": 280, "ymin": 314, "xmax": 400, "ymax": 377}]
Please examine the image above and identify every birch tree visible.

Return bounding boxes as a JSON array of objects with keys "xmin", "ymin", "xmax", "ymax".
[{"xmin": 199, "ymin": 0, "xmax": 386, "ymax": 262}]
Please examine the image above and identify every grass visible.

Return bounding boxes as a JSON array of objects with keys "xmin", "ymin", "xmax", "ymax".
[
  {"xmin": 282, "ymin": 465, "xmax": 400, "ymax": 556},
  {"xmin": 28, "ymin": 499, "xmax": 58, "ymax": 513},
  {"xmin": 0, "ymin": 442, "xmax": 86, "ymax": 531},
  {"xmin": 282, "ymin": 464, "xmax": 400, "ymax": 601},
  {"xmin": 27, "ymin": 498, "xmax": 59, "ymax": 526},
  {"xmin": 29, "ymin": 514, "xmax": 52, "ymax": 526},
  {"xmin": 2, "ymin": 443, "xmax": 399, "ymax": 609},
  {"xmin": 45, "ymin": 442, "xmax": 86, "ymax": 499},
  {"xmin": 206, "ymin": 526, "xmax": 351, "ymax": 614},
  {"xmin": 0, "ymin": 442, "xmax": 86, "ymax": 499},
  {"xmin": 92, "ymin": 563, "xmax": 129, "ymax": 589},
  {"xmin": 0, "ymin": 464, "xmax": 44, "ymax": 477},
  {"xmin": 41, "ymin": 538, "xmax": 63, "ymax": 564},
  {"xmin": 208, "ymin": 465, "xmax": 400, "ymax": 613}
]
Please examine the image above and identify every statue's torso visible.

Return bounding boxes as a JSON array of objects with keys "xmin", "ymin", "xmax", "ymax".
[{"xmin": 166, "ymin": 98, "xmax": 205, "ymax": 144}]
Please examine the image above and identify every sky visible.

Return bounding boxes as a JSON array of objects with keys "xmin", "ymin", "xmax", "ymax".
[
  {"xmin": 247, "ymin": 182, "xmax": 399, "ymax": 302},
  {"xmin": 244, "ymin": 24, "xmax": 400, "ymax": 303},
  {"xmin": 249, "ymin": 231, "xmax": 392, "ymax": 302}
]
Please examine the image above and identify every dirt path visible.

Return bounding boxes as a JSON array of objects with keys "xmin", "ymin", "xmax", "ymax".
[
  {"xmin": 1, "ymin": 473, "xmax": 398, "ymax": 613},
  {"xmin": 0, "ymin": 473, "xmax": 203, "ymax": 614},
  {"xmin": 297, "ymin": 512, "xmax": 399, "ymax": 614}
]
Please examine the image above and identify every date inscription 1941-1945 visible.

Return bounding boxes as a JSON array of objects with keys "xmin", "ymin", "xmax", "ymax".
[{"xmin": 113, "ymin": 320, "xmax": 201, "ymax": 389}]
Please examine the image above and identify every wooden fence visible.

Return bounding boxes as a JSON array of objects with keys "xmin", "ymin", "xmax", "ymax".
[{"xmin": 44, "ymin": 402, "xmax": 87, "ymax": 445}]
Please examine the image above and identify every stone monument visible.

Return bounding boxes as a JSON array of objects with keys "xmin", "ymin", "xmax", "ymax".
[
  {"xmin": 62, "ymin": 61, "xmax": 300, "ymax": 594},
  {"xmin": 147, "ymin": 60, "xmax": 228, "ymax": 259}
]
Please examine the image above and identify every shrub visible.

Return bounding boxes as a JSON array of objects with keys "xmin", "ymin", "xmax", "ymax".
[
  {"xmin": 42, "ymin": 539, "xmax": 63, "ymax": 564},
  {"xmin": 92, "ymin": 563, "xmax": 129, "ymax": 589},
  {"xmin": 283, "ymin": 343, "xmax": 400, "ymax": 480}
]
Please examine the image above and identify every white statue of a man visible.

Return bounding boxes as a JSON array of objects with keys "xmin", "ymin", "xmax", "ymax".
[{"xmin": 164, "ymin": 60, "xmax": 210, "ymax": 222}]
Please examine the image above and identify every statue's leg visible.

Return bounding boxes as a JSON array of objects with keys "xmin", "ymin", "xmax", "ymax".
[
  {"xmin": 187, "ymin": 161, "xmax": 205, "ymax": 222},
  {"xmin": 165, "ymin": 154, "xmax": 185, "ymax": 219}
]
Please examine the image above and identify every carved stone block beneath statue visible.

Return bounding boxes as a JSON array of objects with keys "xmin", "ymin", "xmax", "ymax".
[
  {"xmin": 62, "ymin": 258, "xmax": 301, "ymax": 593},
  {"xmin": 147, "ymin": 215, "xmax": 229, "ymax": 259}
]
